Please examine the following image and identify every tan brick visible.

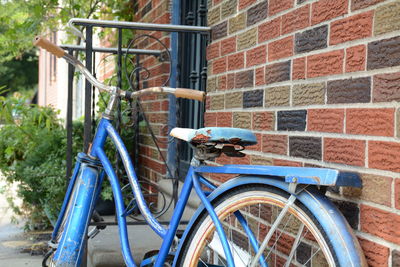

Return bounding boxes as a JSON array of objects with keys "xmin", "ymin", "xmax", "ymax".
[
  {"xmin": 237, "ymin": 28, "xmax": 257, "ymax": 51},
  {"xmin": 374, "ymin": 1, "xmax": 400, "ymax": 35},
  {"xmin": 228, "ymin": 13, "xmax": 246, "ymax": 34},
  {"xmin": 210, "ymin": 94, "xmax": 225, "ymax": 110},
  {"xmin": 343, "ymin": 174, "xmax": 392, "ymax": 206},
  {"xmin": 207, "ymin": 76, "xmax": 217, "ymax": 92},
  {"xmin": 233, "ymin": 112, "xmax": 251, "ymax": 129},
  {"xmin": 395, "ymin": 179, "xmax": 400, "ymax": 209},
  {"xmin": 361, "ymin": 205, "xmax": 400, "ymax": 245},
  {"xmin": 208, "ymin": 6, "xmax": 221, "ymax": 26},
  {"xmin": 225, "ymin": 92, "xmax": 243, "ymax": 108},
  {"xmin": 265, "ymin": 86, "xmax": 290, "ymax": 107},
  {"xmin": 221, "ymin": 0, "xmax": 237, "ymax": 19},
  {"xmin": 292, "ymin": 83, "xmax": 325, "ymax": 106},
  {"xmin": 250, "ymin": 155, "xmax": 273, "ymax": 165},
  {"xmin": 217, "ymin": 75, "xmax": 227, "ymax": 90},
  {"xmin": 346, "ymin": 108, "xmax": 395, "ymax": 137}
]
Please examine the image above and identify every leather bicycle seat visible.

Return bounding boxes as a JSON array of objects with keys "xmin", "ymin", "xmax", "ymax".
[{"xmin": 170, "ymin": 127, "xmax": 257, "ymax": 146}]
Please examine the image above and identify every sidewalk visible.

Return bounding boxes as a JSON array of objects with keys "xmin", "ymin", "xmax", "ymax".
[{"xmin": 0, "ymin": 178, "xmax": 43, "ymax": 266}]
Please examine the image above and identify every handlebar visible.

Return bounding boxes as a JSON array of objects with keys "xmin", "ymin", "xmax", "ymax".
[{"xmin": 33, "ymin": 36, "xmax": 206, "ymax": 102}]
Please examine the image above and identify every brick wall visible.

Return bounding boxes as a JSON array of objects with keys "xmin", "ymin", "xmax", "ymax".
[
  {"xmin": 135, "ymin": 0, "xmax": 171, "ymax": 186},
  {"xmin": 206, "ymin": 0, "xmax": 400, "ymax": 266}
]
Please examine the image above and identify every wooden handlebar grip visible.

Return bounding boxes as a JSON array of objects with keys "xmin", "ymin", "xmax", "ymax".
[
  {"xmin": 34, "ymin": 36, "xmax": 65, "ymax": 58},
  {"xmin": 175, "ymin": 88, "xmax": 206, "ymax": 101}
]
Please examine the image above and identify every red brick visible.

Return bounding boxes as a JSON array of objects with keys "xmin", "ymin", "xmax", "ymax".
[
  {"xmin": 221, "ymin": 36, "xmax": 236, "ymax": 56},
  {"xmin": 252, "ymin": 112, "xmax": 274, "ymax": 131},
  {"xmin": 281, "ymin": 5, "xmax": 310, "ymax": 35},
  {"xmin": 246, "ymin": 45, "xmax": 267, "ymax": 67},
  {"xmin": 292, "ymin": 57, "xmax": 306, "ymax": 80},
  {"xmin": 369, "ymin": 141, "xmax": 400, "ymax": 172},
  {"xmin": 346, "ymin": 45, "xmax": 366, "ymax": 72},
  {"xmin": 346, "ymin": 108, "xmax": 394, "ymax": 137},
  {"xmin": 247, "ymin": 133, "xmax": 262, "ymax": 151},
  {"xmin": 217, "ymin": 112, "xmax": 232, "ymax": 127},
  {"xmin": 218, "ymin": 75, "xmax": 227, "ymax": 90},
  {"xmin": 213, "ymin": 0, "xmax": 223, "ymax": 5},
  {"xmin": 358, "ymin": 238, "xmax": 389, "ymax": 267},
  {"xmin": 361, "ymin": 205, "xmax": 400, "ymax": 245},
  {"xmin": 307, "ymin": 50, "xmax": 344, "ymax": 78},
  {"xmin": 262, "ymin": 134, "xmax": 287, "ymax": 155},
  {"xmin": 269, "ymin": 0, "xmax": 294, "ymax": 16},
  {"xmin": 239, "ymin": 0, "xmax": 256, "ymax": 10},
  {"xmin": 311, "ymin": 0, "xmax": 348, "ymax": 25},
  {"xmin": 396, "ymin": 179, "xmax": 400, "ymax": 209},
  {"xmin": 235, "ymin": 155, "xmax": 251, "ymax": 165},
  {"xmin": 268, "ymin": 36, "xmax": 294, "ymax": 61},
  {"xmin": 212, "ymin": 57, "xmax": 227, "ymax": 74},
  {"xmin": 324, "ymin": 138, "xmax": 365, "ymax": 166},
  {"xmin": 330, "ymin": 11, "xmax": 373, "ymax": 45},
  {"xmin": 216, "ymin": 153, "xmax": 232, "ymax": 165},
  {"xmin": 227, "ymin": 52, "xmax": 245, "ymax": 71},
  {"xmin": 207, "ymin": 41, "xmax": 220, "ymax": 60},
  {"xmin": 308, "ymin": 109, "xmax": 344, "ymax": 133},
  {"xmin": 258, "ymin": 17, "xmax": 281, "ymax": 43},
  {"xmin": 273, "ymin": 159, "xmax": 302, "ymax": 167},
  {"xmin": 255, "ymin": 67, "xmax": 265, "ymax": 86}
]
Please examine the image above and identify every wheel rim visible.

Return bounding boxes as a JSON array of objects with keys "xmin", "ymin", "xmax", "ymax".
[{"xmin": 183, "ymin": 190, "xmax": 335, "ymax": 267}]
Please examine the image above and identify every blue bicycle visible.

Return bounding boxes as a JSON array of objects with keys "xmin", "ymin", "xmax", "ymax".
[{"xmin": 35, "ymin": 37, "xmax": 367, "ymax": 267}]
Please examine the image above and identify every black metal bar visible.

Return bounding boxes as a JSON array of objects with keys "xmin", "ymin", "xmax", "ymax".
[
  {"xmin": 69, "ymin": 18, "xmax": 210, "ymax": 34},
  {"xmin": 114, "ymin": 28, "xmax": 123, "ymax": 179},
  {"xmin": 66, "ymin": 49, "xmax": 74, "ymax": 180},
  {"xmin": 60, "ymin": 45, "xmax": 163, "ymax": 55},
  {"xmin": 84, "ymin": 26, "xmax": 93, "ymax": 153}
]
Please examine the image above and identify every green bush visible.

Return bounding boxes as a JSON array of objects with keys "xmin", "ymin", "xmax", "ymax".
[{"xmin": 0, "ymin": 93, "xmax": 83, "ymax": 230}]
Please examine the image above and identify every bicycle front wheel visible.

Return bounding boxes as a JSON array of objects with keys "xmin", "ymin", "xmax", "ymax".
[{"xmin": 178, "ymin": 185, "xmax": 339, "ymax": 267}]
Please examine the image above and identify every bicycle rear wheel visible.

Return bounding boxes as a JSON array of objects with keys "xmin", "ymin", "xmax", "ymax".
[{"xmin": 178, "ymin": 185, "xmax": 339, "ymax": 267}]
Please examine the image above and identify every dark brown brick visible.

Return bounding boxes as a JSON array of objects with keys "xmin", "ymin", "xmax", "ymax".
[
  {"xmin": 393, "ymin": 250, "xmax": 400, "ymax": 267},
  {"xmin": 368, "ymin": 36, "xmax": 400, "ymax": 70},
  {"xmin": 332, "ymin": 200, "xmax": 359, "ymax": 229},
  {"xmin": 295, "ymin": 25, "xmax": 328, "ymax": 54},
  {"xmin": 247, "ymin": 1, "xmax": 268, "ymax": 26},
  {"xmin": 277, "ymin": 110, "xmax": 307, "ymax": 131},
  {"xmin": 373, "ymin": 72, "xmax": 400, "ymax": 102},
  {"xmin": 265, "ymin": 61, "xmax": 291, "ymax": 85},
  {"xmin": 327, "ymin": 77, "xmax": 371, "ymax": 104},
  {"xmin": 212, "ymin": 21, "xmax": 228, "ymax": 41},
  {"xmin": 289, "ymin": 136, "xmax": 322, "ymax": 160},
  {"xmin": 235, "ymin": 70, "xmax": 254, "ymax": 88},
  {"xmin": 243, "ymin": 89, "xmax": 263, "ymax": 108},
  {"xmin": 351, "ymin": 0, "xmax": 385, "ymax": 11}
]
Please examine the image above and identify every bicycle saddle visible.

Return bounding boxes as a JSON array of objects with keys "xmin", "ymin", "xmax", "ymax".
[{"xmin": 170, "ymin": 127, "xmax": 257, "ymax": 146}]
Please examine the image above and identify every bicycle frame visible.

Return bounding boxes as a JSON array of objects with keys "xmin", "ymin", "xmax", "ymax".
[{"xmin": 52, "ymin": 116, "xmax": 364, "ymax": 267}]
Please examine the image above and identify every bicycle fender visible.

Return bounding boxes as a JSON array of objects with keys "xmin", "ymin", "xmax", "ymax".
[{"xmin": 173, "ymin": 176, "xmax": 366, "ymax": 267}]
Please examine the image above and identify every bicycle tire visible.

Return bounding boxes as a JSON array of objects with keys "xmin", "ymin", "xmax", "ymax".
[
  {"xmin": 178, "ymin": 185, "xmax": 340, "ymax": 267},
  {"xmin": 49, "ymin": 165, "xmax": 101, "ymax": 267}
]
